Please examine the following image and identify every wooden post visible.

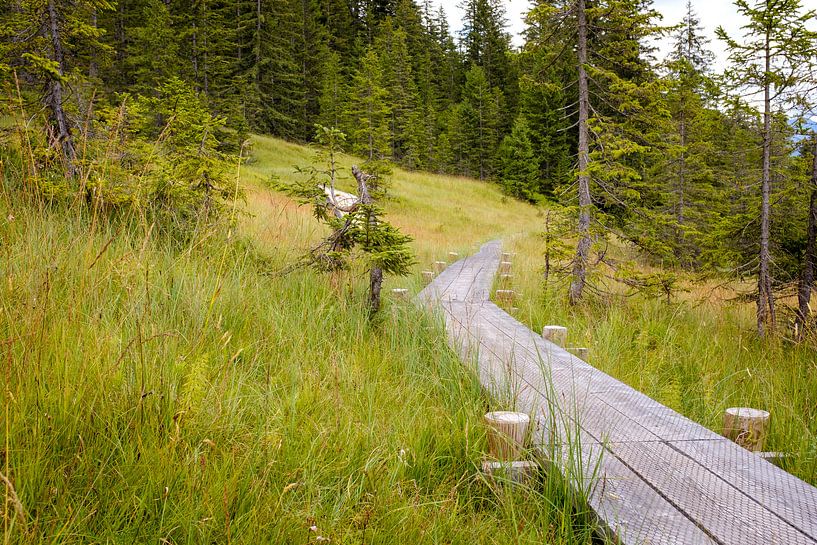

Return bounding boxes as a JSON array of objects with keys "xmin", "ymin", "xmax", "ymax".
[
  {"xmin": 484, "ymin": 411, "xmax": 530, "ymax": 460},
  {"xmin": 723, "ymin": 407, "xmax": 770, "ymax": 452},
  {"xmin": 495, "ymin": 290, "xmax": 515, "ymax": 306},
  {"xmin": 421, "ymin": 271, "xmax": 434, "ymax": 285},
  {"xmin": 567, "ymin": 347, "xmax": 589, "ymax": 360},
  {"xmin": 448, "ymin": 252, "xmax": 459, "ymax": 262},
  {"xmin": 501, "ymin": 252, "xmax": 512, "ymax": 261},
  {"xmin": 499, "ymin": 261, "xmax": 512, "ymax": 274},
  {"xmin": 433, "ymin": 261, "xmax": 447, "ymax": 274},
  {"xmin": 391, "ymin": 288, "xmax": 409, "ymax": 301},
  {"xmin": 499, "ymin": 273, "xmax": 513, "ymax": 284},
  {"xmin": 542, "ymin": 325, "xmax": 568, "ymax": 347}
]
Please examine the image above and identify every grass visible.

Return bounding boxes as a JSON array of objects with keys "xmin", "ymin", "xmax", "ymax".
[
  {"xmin": 0, "ymin": 136, "xmax": 600, "ymax": 543},
  {"xmin": 6, "ymin": 131, "xmax": 816, "ymax": 544},
  {"xmin": 500, "ymin": 232, "xmax": 817, "ymax": 485}
]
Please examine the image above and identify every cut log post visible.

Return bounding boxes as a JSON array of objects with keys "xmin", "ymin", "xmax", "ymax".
[
  {"xmin": 484, "ymin": 411, "xmax": 530, "ymax": 461},
  {"xmin": 495, "ymin": 289, "xmax": 515, "ymax": 306},
  {"xmin": 542, "ymin": 326, "xmax": 568, "ymax": 347},
  {"xmin": 499, "ymin": 261, "xmax": 512, "ymax": 274},
  {"xmin": 481, "ymin": 460, "xmax": 537, "ymax": 486},
  {"xmin": 501, "ymin": 252, "xmax": 512, "ymax": 261},
  {"xmin": 723, "ymin": 407, "xmax": 770, "ymax": 452},
  {"xmin": 421, "ymin": 271, "xmax": 434, "ymax": 285},
  {"xmin": 758, "ymin": 451, "xmax": 792, "ymax": 466},
  {"xmin": 567, "ymin": 347, "xmax": 589, "ymax": 360},
  {"xmin": 448, "ymin": 252, "xmax": 459, "ymax": 262},
  {"xmin": 391, "ymin": 288, "xmax": 409, "ymax": 301},
  {"xmin": 510, "ymin": 307, "xmax": 519, "ymax": 315},
  {"xmin": 499, "ymin": 273, "xmax": 513, "ymax": 284},
  {"xmin": 433, "ymin": 261, "xmax": 447, "ymax": 274}
]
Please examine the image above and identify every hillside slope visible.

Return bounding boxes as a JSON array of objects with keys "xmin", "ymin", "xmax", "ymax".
[
  {"xmin": 1, "ymin": 138, "xmax": 599, "ymax": 544},
  {"xmin": 240, "ymin": 135, "xmax": 544, "ymax": 265}
]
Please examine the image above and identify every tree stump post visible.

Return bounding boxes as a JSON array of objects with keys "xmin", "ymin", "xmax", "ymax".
[
  {"xmin": 499, "ymin": 261, "xmax": 512, "ymax": 274},
  {"xmin": 567, "ymin": 347, "xmax": 589, "ymax": 360},
  {"xmin": 501, "ymin": 252, "xmax": 512, "ymax": 261},
  {"xmin": 542, "ymin": 326, "xmax": 568, "ymax": 347},
  {"xmin": 495, "ymin": 289, "xmax": 515, "ymax": 306},
  {"xmin": 484, "ymin": 411, "xmax": 530, "ymax": 460},
  {"xmin": 499, "ymin": 273, "xmax": 513, "ymax": 284},
  {"xmin": 391, "ymin": 288, "xmax": 409, "ymax": 301},
  {"xmin": 723, "ymin": 407, "xmax": 770, "ymax": 452},
  {"xmin": 421, "ymin": 271, "xmax": 434, "ymax": 285},
  {"xmin": 433, "ymin": 261, "xmax": 447, "ymax": 274},
  {"xmin": 448, "ymin": 252, "xmax": 459, "ymax": 262}
]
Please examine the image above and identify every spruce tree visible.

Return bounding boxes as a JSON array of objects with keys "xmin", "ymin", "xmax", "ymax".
[
  {"xmin": 498, "ymin": 117, "xmax": 539, "ymax": 202},
  {"xmin": 718, "ymin": 0, "xmax": 817, "ymax": 336},
  {"xmin": 457, "ymin": 65, "xmax": 502, "ymax": 180},
  {"xmin": 345, "ymin": 48, "xmax": 391, "ymax": 161}
]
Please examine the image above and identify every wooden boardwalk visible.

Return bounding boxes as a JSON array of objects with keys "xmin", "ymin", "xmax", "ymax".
[{"xmin": 419, "ymin": 240, "xmax": 817, "ymax": 545}]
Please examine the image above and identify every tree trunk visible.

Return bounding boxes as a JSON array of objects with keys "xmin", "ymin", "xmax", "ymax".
[
  {"xmin": 569, "ymin": 0, "xmax": 591, "ymax": 305},
  {"xmin": 796, "ymin": 136, "xmax": 817, "ymax": 338},
  {"xmin": 353, "ymin": 166, "xmax": 383, "ymax": 314},
  {"xmin": 757, "ymin": 30, "xmax": 775, "ymax": 337},
  {"xmin": 46, "ymin": 0, "xmax": 77, "ymax": 177},
  {"xmin": 677, "ymin": 105, "xmax": 686, "ymax": 242}
]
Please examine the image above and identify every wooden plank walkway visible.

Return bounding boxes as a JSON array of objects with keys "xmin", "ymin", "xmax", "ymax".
[{"xmin": 419, "ymin": 240, "xmax": 817, "ymax": 545}]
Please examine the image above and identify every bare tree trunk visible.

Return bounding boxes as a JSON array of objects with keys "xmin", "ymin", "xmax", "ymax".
[
  {"xmin": 677, "ymin": 106, "xmax": 686, "ymax": 238},
  {"xmin": 353, "ymin": 166, "xmax": 383, "ymax": 314},
  {"xmin": 46, "ymin": 0, "xmax": 77, "ymax": 177},
  {"xmin": 569, "ymin": 0, "xmax": 591, "ymax": 305},
  {"xmin": 757, "ymin": 31, "xmax": 775, "ymax": 337},
  {"xmin": 796, "ymin": 136, "xmax": 817, "ymax": 338}
]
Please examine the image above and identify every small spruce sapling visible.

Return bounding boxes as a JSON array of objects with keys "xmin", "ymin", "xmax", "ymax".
[{"xmin": 276, "ymin": 125, "xmax": 415, "ymax": 314}]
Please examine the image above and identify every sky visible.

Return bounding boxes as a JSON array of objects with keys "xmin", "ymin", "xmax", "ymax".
[{"xmin": 427, "ymin": 0, "xmax": 814, "ymax": 73}]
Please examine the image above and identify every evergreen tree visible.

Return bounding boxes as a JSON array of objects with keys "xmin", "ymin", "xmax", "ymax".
[
  {"xmin": 718, "ymin": 0, "xmax": 817, "ymax": 336},
  {"xmin": 498, "ymin": 117, "xmax": 539, "ymax": 202},
  {"xmin": 3, "ymin": 0, "xmax": 114, "ymax": 177},
  {"xmin": 376, "ymin": 22, "xmax": 420, "ymax": 161},
  {"xmin": 318, "ymin": 48, "xmax": 347, "ymax": 130},
  {"xmin": 526, "ymin": 0, "xmax": 665, "ymax": 303},
  {"xmin": 345, "ymin": 48, "xmax": 391, "ymax": 161},
  {"xmin": 650, "ymin": 2, "xmax": 721, "ymax": 266},
  {"xmin": 459, "ymin": 0, "xmax": 518, "ymax": 122},
  {"xmin": 457, "ymin": 65, "xmax": 503, "ymax": 180}
]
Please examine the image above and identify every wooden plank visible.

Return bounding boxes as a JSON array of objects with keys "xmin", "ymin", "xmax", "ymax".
[
  {"xmin": 671, "ymin": 438, "xmax": 817, "ymax": 541},
  {"xmin": 421, "ymin": 241, "xmax": 817, "ymax": 545},
  {"xmin": 609, "ymin": 441, "xmax": 817, "ymax": 544}
]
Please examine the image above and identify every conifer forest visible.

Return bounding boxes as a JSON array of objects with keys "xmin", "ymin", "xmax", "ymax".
[{"xmin": 2, "ymin": 0, "xmax": 817, "ymax": 542}]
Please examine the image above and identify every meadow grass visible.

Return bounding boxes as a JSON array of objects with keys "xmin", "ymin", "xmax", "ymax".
[
  {"xmin": 502, "ymin": 232, "xmax": 817, "ymax": 485},
  {"xmin": 1, "ymin": 141, "xmax": 599, "ymax": 543}
]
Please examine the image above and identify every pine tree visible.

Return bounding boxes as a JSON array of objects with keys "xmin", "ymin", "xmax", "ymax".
[
  {"xmin": 718, "ymin": 0, "xmax": 817, "ymax": 336},
  {"xmin": 650, "ymin": 1, "xmax": 720, "ymax": 266},
  {"xmin": 318, "ymin": 48, "xmax": 347, "ymax": 130},
  {"xmin": 3, "ymin": 0, "xmax": 114, "ymax": 177},
  {"xmin": 457, "ymin": 64, "xmax": 503, "ymax": 180},
  {"xmin": 498, "ymin": 117, "xmax": 539, "ymax": 202},
  {"xmin": 526, "ymin": 0, "xmax": 665, "ymax": 303},
  {"xmin": 376, "ymin": 21, "xmax": 420, "ymax": 161},
  {"xmin": 345, "ymin": 48, "xmax": 391, "ymax": 161},
  {"xmin": 459, "ymin": 0, "xmax": 517, "ymax": 128}
]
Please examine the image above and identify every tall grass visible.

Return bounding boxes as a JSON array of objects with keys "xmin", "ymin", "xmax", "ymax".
[
  {"xmin": 0, "ymin": 180, "xmax": 597, "ymax": 542},
  {"xmin": 503, "ymin": 232, "xmax": 817, "ymax": 485}
]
